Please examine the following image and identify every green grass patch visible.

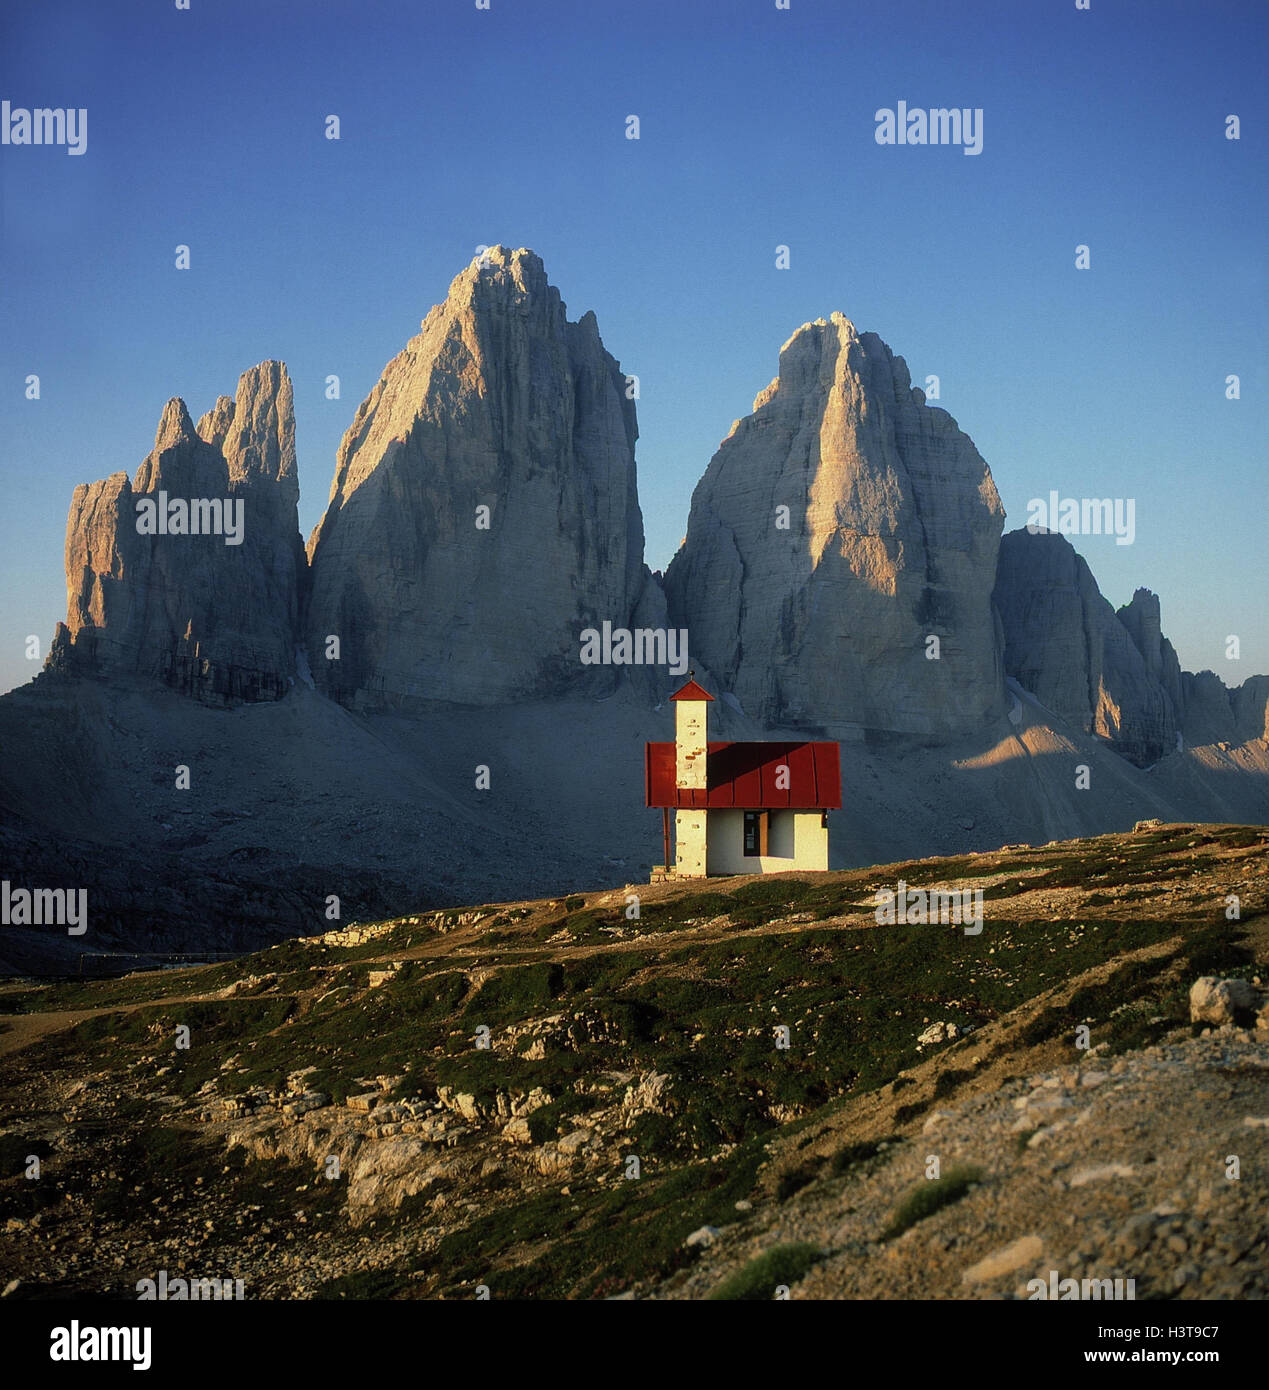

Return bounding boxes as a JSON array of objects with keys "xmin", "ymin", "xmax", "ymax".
[
  {"xmin": 312, "ymin": 1267, "xmax": 413, "ymax": 1300},
  {"xmin": 707, "ymin": 1242, "xmax": 825, "ymax": 1300},
  {"xmin": 881, "ymin": 1164, "xmax": 983, "ymax": 1240},
  {"xmin": 465, "ymin": 963, "xmax": 563, "ymax": 1020},
  {"xmin": 830, "ymin": 1136, "xmax": 897, "ymax": 1176},
  {"xmin": 432, "ymin": 1133, "xmax": 768, "ymax": 1299}
]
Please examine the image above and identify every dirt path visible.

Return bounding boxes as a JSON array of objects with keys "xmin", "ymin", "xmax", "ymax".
[{"xmin": 0, "ymin": 992, "xmax": 246, "ymax": 1059}]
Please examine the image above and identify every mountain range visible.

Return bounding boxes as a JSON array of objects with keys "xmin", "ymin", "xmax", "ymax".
[{"xmin": 1, "ymin": 246, "xmax": 1263, "ymax": 974}]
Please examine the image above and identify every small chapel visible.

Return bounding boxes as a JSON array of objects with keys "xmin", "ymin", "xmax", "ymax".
[{"xmin": 644, "ymin": 677, "xmax": 841, "ymax": 877}]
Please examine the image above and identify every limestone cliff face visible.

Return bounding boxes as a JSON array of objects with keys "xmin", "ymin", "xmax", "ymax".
[
  {"xmin": 994, "ymin": 529, "xmax": 1268, "ymax": 762},
  {"xmin": 993, "ymin": 531, "xmax": 1177, "ymax": 763},
  {"xmin": 1116, "ymin": 589, "xmax": 1184, "ymax": 717},
  {"xmin": 1232, "ymin": 675, "xmax": 1269, "ymax": 742},
  {"xmin": 1182, "ymin": 671, "xmax": 1269, "ymax": 746},
  {"xmin": 664, "ymin": 313, "xmax": 1005, "ymax": 736},
  {"xmin": 48, "ymin": 362, "xmax": 303, "ymax": 702},
  {"xmin": 304, "ymin": 246, "xmax": 648, "ymax": 707}
]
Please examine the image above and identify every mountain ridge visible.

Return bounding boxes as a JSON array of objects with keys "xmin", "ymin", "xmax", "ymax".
[{"xmin": 0, "ymin": 245, "xmax": 1261, "ymax": 974}]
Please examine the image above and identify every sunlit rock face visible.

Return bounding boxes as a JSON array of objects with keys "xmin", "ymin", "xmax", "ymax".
[
  {"xmin": 664, "ymin": 312, "xmax": 1006, "ymax": 736},
  {"xmin": 48, "ymin": 362, "xmax": 304, "ymax": 703},
  {"xmin": 304, "ymin": 246, "xmax": 651, "ymax": 708}
]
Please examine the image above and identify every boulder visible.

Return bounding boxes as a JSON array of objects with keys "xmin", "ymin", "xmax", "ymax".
[
  {"xmin": 1189, "ymin": 977, "xmax": 1261, "ymax": 1027},
  {"xmin": 961, "ymin": 1234, "xmax": 1043, "ymax": 1284}
]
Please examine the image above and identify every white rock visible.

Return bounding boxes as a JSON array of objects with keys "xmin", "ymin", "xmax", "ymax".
[
  {"xmin": 557, "ymin": 1129, "xmax": 593, "ymax": 1156},
  {"xmin": 501, "ymin": 1117, "xmax": 533, "ymax": 1145},
  {"xmin": 1190, "ymin": 977, "xmax": 1261, "ymax": 1026},
  {"xmin": 962, "ymin": 1235, "xmax": 1044, "ymax": 1284},
  {"xmin": 1069, "ymin": 1163, "xmax": 1135, "ymax": 1187}
]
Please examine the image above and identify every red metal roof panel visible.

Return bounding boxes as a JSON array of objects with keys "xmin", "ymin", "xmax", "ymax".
[
  {"xmin": 668, "ymin": 679, "xmax": 715, "ymax": 702},
  {"xmin": 644, "ymin": 741, "xmax": 841, "ymax": 809}
]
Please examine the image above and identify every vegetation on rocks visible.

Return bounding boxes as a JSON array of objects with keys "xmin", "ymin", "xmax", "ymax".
[{"xmin": 0, "ymin": 823, "xmax": 1263, "ymax": 1300}]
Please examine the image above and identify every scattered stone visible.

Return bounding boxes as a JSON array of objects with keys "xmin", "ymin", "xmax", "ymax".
[
  {"xmin": 916, "ymin": 1022, "xmax": 960, "ymax": 1049},
  {"xmin": 962, "ymin": 1235, "xmax": 1044, "ymax": 1284},
  {"xmin": 1069, "ymin": 1164, "xmax": 1135, "ymax": 1188},
  {"xmin": 501, "ymin": 1118, "xmax": 532, "ymax": 1145}
]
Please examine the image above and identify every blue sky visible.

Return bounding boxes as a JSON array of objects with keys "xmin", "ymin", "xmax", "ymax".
[{"xmin": 1, "ymin": 0, "xmax": 1265, "ymax": 696}]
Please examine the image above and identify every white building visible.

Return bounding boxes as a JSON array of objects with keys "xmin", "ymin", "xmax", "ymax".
[{"xmin": 644, "ymin": 678, "xmax": 840, "ymax": 876}]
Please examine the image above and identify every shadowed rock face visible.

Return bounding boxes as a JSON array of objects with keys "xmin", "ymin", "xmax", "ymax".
[
  {"xmin": 993, "ymin": 530, "xmax": 1180, "ymax": 765},
  {"xmin": 37, "ymin": 257, "xmax": 1266, "ymax": 773},
  {"xmin": 1117, "ymin": 588, "xmax": 1184, "ymax": 717},
  {"xmin": 994, "ymin": 529, "xmax": 1268, "ymax": 763},
  {"xmin": 1183, "ymin": 670, "xmax": 1269, "ymax": 746},
  {"xmin": 47, "ymin": 362, "xmax": 304, "ymax": 703},
  {"xmin": 664, "ymin": 313, "xmax": 1006, "ymax": 736},
  {"xmin": 304, "ymin": 246, "xmax": 649, "ymax": 708}
]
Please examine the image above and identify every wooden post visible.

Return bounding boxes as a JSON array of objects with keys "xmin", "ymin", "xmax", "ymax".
[{"xmin": 662, "ymin": 808, "xmax": 672, "ymax": 874}]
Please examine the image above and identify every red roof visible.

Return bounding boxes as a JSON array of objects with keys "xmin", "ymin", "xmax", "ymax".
[
  {"xmin": 645, "ymin": 741, "xmax": 841, "ymax": 810},
  {"xmin": 669, "ymin": 679, "xmax": 715, "ymax": 702}
]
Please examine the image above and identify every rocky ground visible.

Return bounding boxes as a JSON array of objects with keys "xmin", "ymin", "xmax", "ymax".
[
  {"xmin": 0, "ymin": 821, "xmax": 1265, "ymax": 1300},
  {"xmin": 655, "ymin": 1030, "xmax": 1269, "ymax": 1300}
]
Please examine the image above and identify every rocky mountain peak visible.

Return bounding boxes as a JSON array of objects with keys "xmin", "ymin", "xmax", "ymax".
[
  {"xmin": 47, "ymin": 362, "xmax": 304, "ymax": 703},
  {"xmin": 304, "ymin": 248, "xmax": 650, "ymax": 708},
  {"xmin": 666, "ymin": 312, "xmax": 1005, "ymax": 736},
  {"xmin": 196, "ymin": 395, "xmax": 235, "ymax": 452},
  {"xmin": 994, "ymin": 530, "xmax": 1268, "ymax": 763},
  {"xmin": 212, "ymin": 360, "xmax": 298, "ymax": 496},
  {"xmin": 151, "ymin": 396, "xmax": 198, "ymax": 453}
]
